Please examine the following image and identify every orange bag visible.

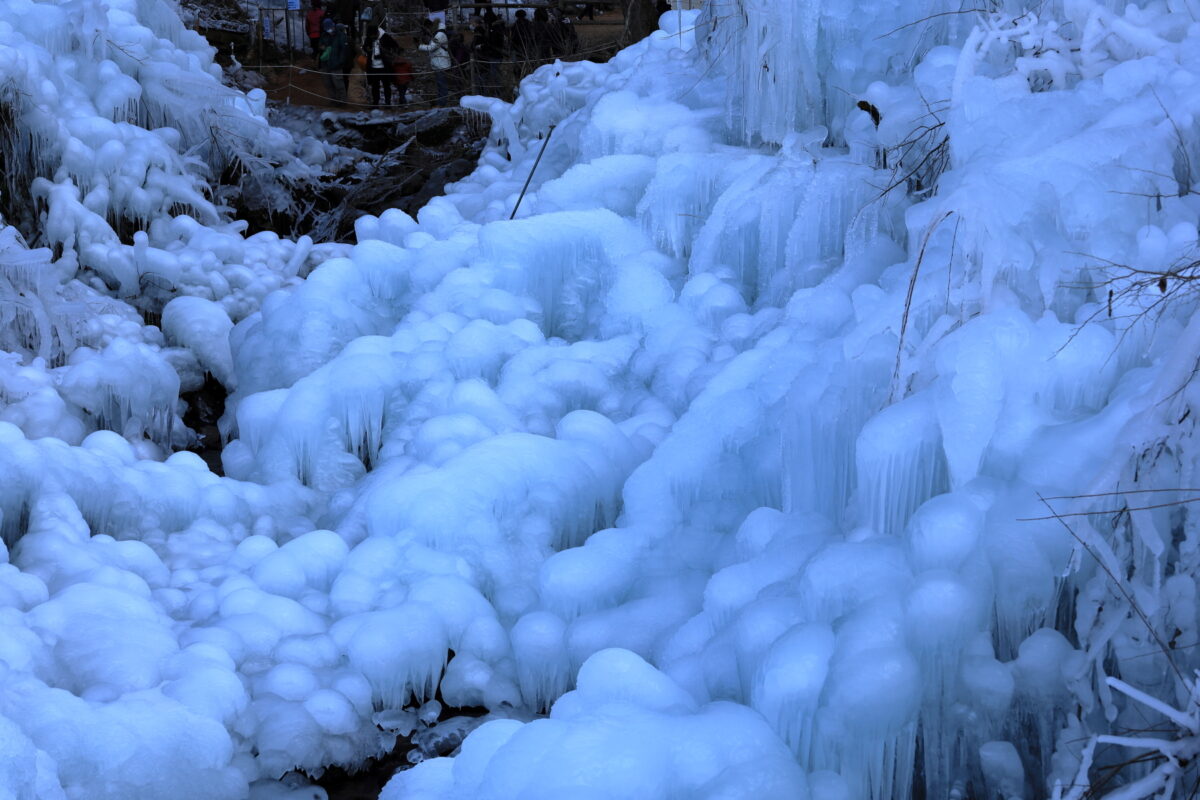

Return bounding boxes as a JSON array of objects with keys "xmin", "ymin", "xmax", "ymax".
[{"xmin": 355, "ymin": 53, "xmax": 367, "ymax": 70}]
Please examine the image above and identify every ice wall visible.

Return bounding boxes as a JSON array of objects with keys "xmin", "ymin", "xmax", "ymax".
[
  {"xmin": 376, "ymin": 3, "xmax": 1200, "ymax": 797},
  {"xmin": 2, "ymin": 0, "xmax": 1200, "ymax": 798}
]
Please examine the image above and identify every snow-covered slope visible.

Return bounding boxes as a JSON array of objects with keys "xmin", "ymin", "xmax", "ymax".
[{"xmin": 3, "ymin": 0, "xmax": 1200, "ymax": 798}]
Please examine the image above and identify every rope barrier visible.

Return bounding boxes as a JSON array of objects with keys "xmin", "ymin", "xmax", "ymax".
[
  {"xmin": 238, "ymin": 38, "xmax": 621, "ymax": 79},
  {"xmin": 265, "ymin": 79, "xmax": 489, "ymax": 108}
]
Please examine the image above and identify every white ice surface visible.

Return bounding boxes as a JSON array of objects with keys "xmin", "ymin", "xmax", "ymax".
[{"xmin": 1, "ymin": 2, "xmax": 1200, "ymax": 799}]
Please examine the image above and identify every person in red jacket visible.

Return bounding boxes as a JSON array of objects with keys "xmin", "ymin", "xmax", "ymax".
[
  {"xmin": 305, "ymin": 0, "xmax": 326, "ymax": 59},
  {"xmin": 391, "ymin": 48, "xmax": 413, "ymax": 106}
]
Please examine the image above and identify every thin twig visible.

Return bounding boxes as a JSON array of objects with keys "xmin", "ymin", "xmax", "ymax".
[
  {"xmin": 1043, "ymin": 488, "xmax": 1200, "ymax": 500},
  {"xmin": 891, "ymin": 210, "xmax": 953, "ymax": 401},
  {"xmin": 1018, "ymin": 495, "xmax": 1200, "ymax": 520},
  {"xmin": 874, "ymin": 7, "xmax": 990, "ymax": 39}
]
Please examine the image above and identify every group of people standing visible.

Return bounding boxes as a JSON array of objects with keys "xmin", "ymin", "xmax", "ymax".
[
  {"xmin": 419, "ymin": 2, "xmax": 584, "ymax": 105},
  {"xmin": 301, "ymin": 1, "xmax": 590, "ymax": 109},
  {"xmin": 305, "ymin": 0, "xmax": 412, "ymax": 106}
]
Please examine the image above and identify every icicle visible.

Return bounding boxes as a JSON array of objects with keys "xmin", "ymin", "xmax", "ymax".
[
  {"xmin": 905, "ymin": 571, "xmax": 988, "ymax": 800},
  {"xmin": 750, "ymin": 623, "xmax": 835, "ymax": 762},
  {"xmin": 511, "ymin": 611, "xmax": 571, "ymax": 713},
  {"xmin": 636, "ymin": 153, "xmax": 725, "ymax": 260},
  {"xmin": 784, "ymin": 353, "xmax": 890, "ymax": 525},
  {"xmin": 344, "ymin": 605, "xmax": 449, "ymax": 709},
  {"xmin": 856, "ymin": 392, "xmax": 949, "ymax": 537}
]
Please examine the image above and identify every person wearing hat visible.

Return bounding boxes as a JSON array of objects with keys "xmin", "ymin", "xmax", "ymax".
[{"xmin": 318, "ymin": 17, "xmax": 349, "ymax": 104}]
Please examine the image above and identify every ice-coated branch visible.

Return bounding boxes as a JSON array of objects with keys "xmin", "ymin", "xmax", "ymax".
[
  {"xmin": 1106, "ymin": 677, "xmax": 1199, "ymax": 735},
  {"xmin": 1053, "ymin": 738, "xmax": 1096, "ymax": 800}
]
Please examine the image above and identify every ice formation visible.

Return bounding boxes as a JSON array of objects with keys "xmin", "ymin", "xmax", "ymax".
[
  {"xmin": 1, "ymin": 0, "xmax": 1200, "ymax": 798},
  {"xmin": 0, "ymin": 0, "xmax": 333, "ymax": 454}
]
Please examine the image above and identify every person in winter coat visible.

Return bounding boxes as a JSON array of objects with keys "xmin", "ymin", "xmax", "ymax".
[
  {"xmin": 488, "ymin": 15, "xmax": 508, "ymax": 54},
  {"xmin": 447, "ymin": 27, "xmax": 471, "ymax": 93},
  {"xmin": 339, "ymin": 22, "xmax": 357, "ymax": 96},
  {"xmin": 364, "ymin": 26, "xmax": 400, "ymax": 106},
  {"xmin": 418, "ymin": 18, "xmax": 451, "ymax": 106},
  {"xmin": 510, "ymin": 9, "xmax": 535, "ymax": 81},
  {"xmin": 318, "ymin": 17, "xmax": 349, "ymax": 104},
  {"xmin": 474, "ymin": 12, "xmax": 505, "ymax": 96},
  {"xmin": 531, "ymin": 7, "xmax": 554, "ymax": 61},
  {"xmin": 467, "ymin": 15, "xmax": 486, "ymax": 92},
  {"xmin": 555, "ymin": 14, "xmax": 578, "ymax": 56},
  {"xmin": 306, "ymin": 0, "xmax": 326, "ymax": 59}
]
